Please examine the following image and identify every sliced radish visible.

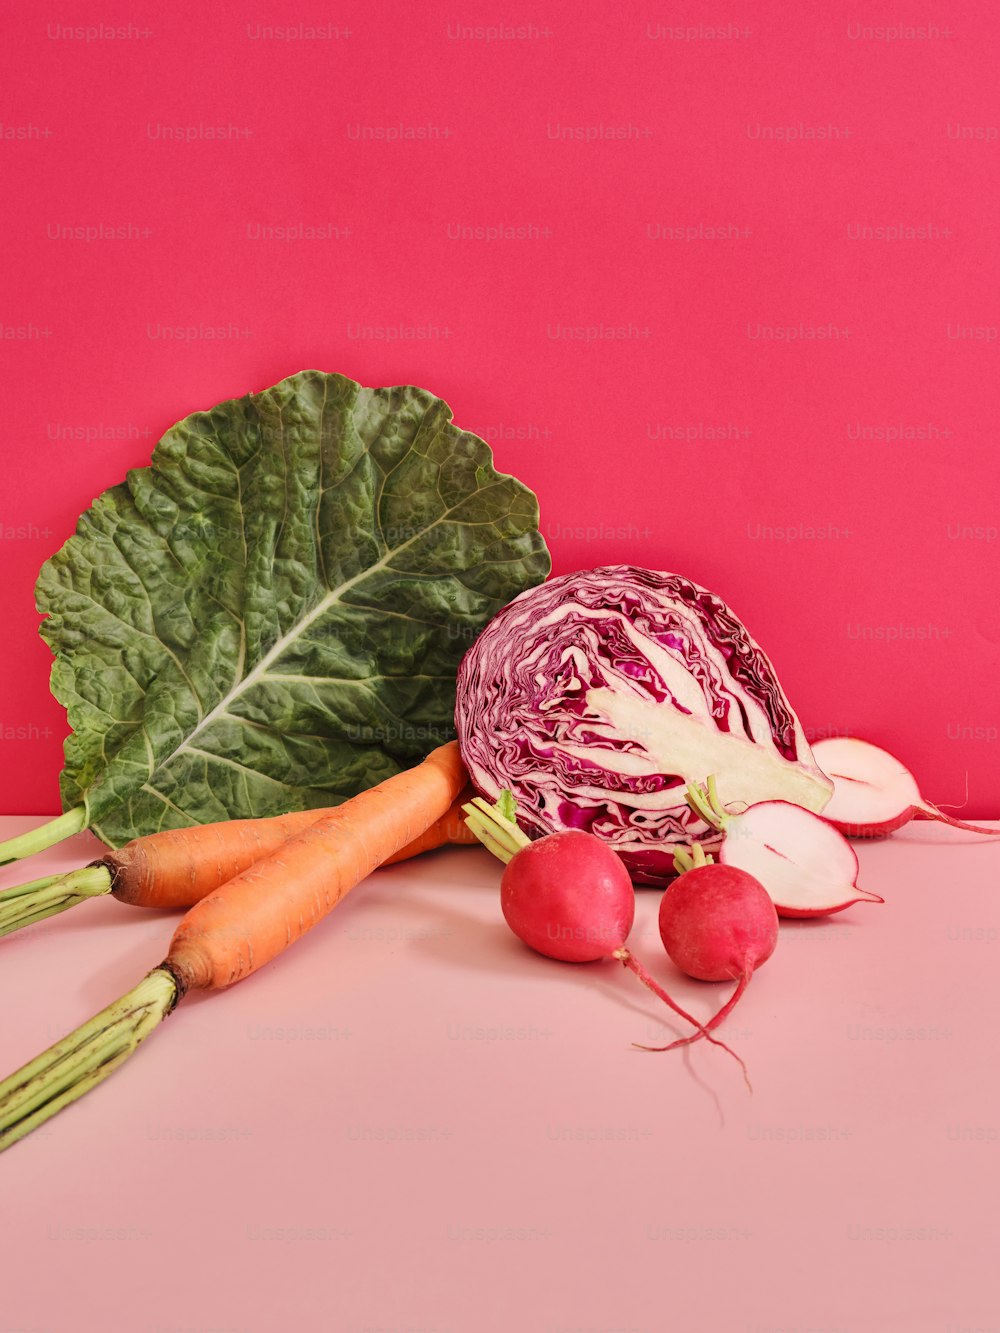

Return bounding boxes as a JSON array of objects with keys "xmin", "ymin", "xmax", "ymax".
[
  {"xmin": 716, "ymin": 801, "xmax": 882, "ymax": 917},
  {"xmin": 812, "ymin": 737, "xmax": 999, "ymax": 839},
  {"xmin": 682, "ymin": 779, "xmax": 884, "ymax": 918}
]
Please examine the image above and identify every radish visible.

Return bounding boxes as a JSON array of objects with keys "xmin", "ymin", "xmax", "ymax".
[
  {"xmin": 637, "ymin": 850, "xmax": 777, "ymax": 1054},
  {"xmin": 812, "ymin": 736, "xmax": 999, "ymax": 839},
  {"xmin": 685, "ymin": 777, "xmax": 884, "ymax": 917},
  {"xmin": 463, "ymin": 793, "xmax": 750, "ymax": 1081}
]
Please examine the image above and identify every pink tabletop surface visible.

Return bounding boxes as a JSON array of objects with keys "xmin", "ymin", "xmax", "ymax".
[{"xmin": 0, "ymin": 817, "xmax": 997, "ymax": 1332}]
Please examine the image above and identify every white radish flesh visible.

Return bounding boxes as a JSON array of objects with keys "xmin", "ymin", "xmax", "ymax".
[
  {"xmin": 812, "ymin": 737, "xmax": 999, "ymax": 839},
  {"xmin": 717, "ymin": 800, "xmax": 883, "ymax": 918}
]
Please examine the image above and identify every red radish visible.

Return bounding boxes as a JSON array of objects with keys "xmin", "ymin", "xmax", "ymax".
[
  {"xmin": 498, "ymin": 830, "xmax": 634, "ymax": 964},
  {"xmin": 812, "ymin": 736, "xmax": 999, "ymax": 839},
  {"xmin": 638, "ymin": 857, "xmax": 777, "ymax": 1055},
  {"xmin": 685, "ymin": 777, "xmax": 884, "ymax": 918},
  {"xmin": 463, "ymin": 794, "xmax": 750, "ymax": 1082}
]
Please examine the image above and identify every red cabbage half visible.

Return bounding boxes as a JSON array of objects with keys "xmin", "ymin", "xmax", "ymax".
[{"xmin": 455, "ymin": 565, "xmax": 832, "ymax": 885}]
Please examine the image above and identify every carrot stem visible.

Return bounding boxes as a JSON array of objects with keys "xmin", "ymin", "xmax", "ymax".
[
  {"xmin": 0, "ymin": 867, "xmax": 112, "ymax": 939},
  {"xmin": 0, "ymin": 871, "xmax": 65, "ymax": 899},
  {"xmin": 0, "ymin": 744, "xmax": 466, "ymax": 1149},
  {"xmin": 0, "ymin": 967, "xmax": 178, "ymax": 1152},
  {"xmin": 0, "ymin": 807, "xmax": 88, "ymax": 868}
]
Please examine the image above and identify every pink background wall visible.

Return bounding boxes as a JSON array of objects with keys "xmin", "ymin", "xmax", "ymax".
[{"xmin": 2, "ymin": 0, "xmax": 997, "ymax": 815}]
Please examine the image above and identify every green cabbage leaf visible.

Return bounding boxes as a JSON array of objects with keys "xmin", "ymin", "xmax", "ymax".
[{"xmin": 35, "ymin": 370, "xmax": 549, "ymax": 847}]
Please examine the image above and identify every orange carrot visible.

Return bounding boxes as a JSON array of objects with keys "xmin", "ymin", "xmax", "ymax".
[
  {"xmin": 0, "ymin": 743, "xmax": 468, "ymax": 1151},
  {"xmin": 166, "ymin": 741, "xmax": 466, "ymax": 992},
  {"xmin": 0, "ymin": 784, "xmax": 478, "ymax": 940},
  {"xmin": 113, "ymin": 785, "xmax": 476, "ymax": 905},
  {"xmin": 382, "ymin": 789, "xmax": 478, "ymax": 865}
]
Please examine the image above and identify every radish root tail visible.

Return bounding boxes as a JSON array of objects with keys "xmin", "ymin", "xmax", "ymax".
[
  {"xmin": 614, "ymin": 950, "xmax": 751, "ymax": 1092},
  {"xmin": 917, "ymin": 802, "xmax": 999, "ymax": 837}
]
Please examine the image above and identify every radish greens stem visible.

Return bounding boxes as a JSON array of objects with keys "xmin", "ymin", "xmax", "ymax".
[
  {"xmin": 462, "ymin": 794, "xmax": 532, "ymax": 863},
  {"xmin": 685, "ymin": 778, "xmax": 730, "ymax": 831},
  {"xmin": 672, "ymin": 842, "xmax": 714, "ymax": 875}
]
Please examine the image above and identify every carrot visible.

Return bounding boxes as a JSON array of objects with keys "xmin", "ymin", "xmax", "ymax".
[
  {"xmin": 0, "ymin": 743, "xmax": 467, "ymax": 1151},
  {"xmin": 0, "ymin": 786, "xmax": 479, "ymax": 940},
  {"xmin": 382, "ymin": 790, "xmax": 478, "ymax": 863}
]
